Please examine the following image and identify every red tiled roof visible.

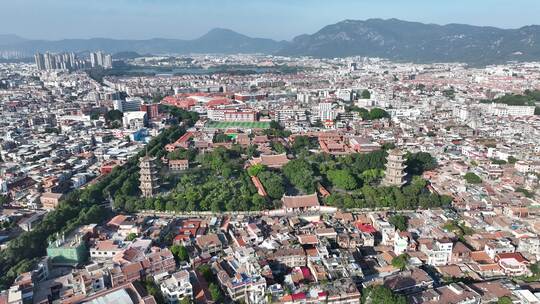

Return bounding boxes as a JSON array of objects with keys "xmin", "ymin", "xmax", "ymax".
[
  {"xmin": 206, "ymin": 98, "xmax": 231, "ymax": 107},
  {"xmin": 282, "ymin": 193, "xmax": 319, "ymax": 209},
  {"xmin": 497, "ymin": 252, "xmax": 528, "ymax": 263},
  {"xmin": 291, "ymin": 293, "xmax": 306, "ymax": 301},
  {"xmin": 356, "ymin": 222, "xmax": 377, "ymax": 233},
  {"xmin": 298, "ymin": 234, "xmax": 318, "ymax": 245},
  {"xmin": 108, "ymin": 215, "xmax": 127, "ymax": 227}
]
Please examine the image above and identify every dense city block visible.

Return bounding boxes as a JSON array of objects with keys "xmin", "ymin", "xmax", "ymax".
[{"xmin": 0, "ymin": 52, "xmax": 539, "ymax": 304}]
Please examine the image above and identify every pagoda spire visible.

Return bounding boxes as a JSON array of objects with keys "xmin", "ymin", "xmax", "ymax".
[
  {"xmin": 382, "ymin": 148, "xmax": 407, "ymax": 187},
  {"xmin": 139, "ymin": 154, "xmax": 159, "ymax": 197}
]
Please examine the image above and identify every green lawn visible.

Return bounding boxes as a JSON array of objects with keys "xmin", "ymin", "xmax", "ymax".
[{"xmin": 206, "ymin": 121, "xmax": 270, "ymax": 129}]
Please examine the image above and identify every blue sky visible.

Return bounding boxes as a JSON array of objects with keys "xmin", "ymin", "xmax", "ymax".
[{"xmin": 2, "ymin": 0, "xmax": 538, "ymax": 40}]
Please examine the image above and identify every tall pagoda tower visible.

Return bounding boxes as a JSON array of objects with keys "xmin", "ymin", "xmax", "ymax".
[
  {"xmin": 382, "ymin": 148, "xmax": 407, "ymax": 187},
  {"xmin": 139, "ymin": 155, "xmax": 159, "ymax": 197}
]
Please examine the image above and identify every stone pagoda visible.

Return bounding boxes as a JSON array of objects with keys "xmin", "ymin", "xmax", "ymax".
[
  {"xmin": 382, "ymin": 148, "xmax": 407, "ymax": 187},
  {"xmin": 139, "ymin": 155, "xmax": 160, "ymax": 197}
]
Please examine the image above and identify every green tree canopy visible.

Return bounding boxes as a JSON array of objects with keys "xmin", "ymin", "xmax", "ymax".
[
  {"xmin": 247, "ymin": 164, "xmax": 266, "ymax": 177},
  {"xmin": 361, "ymin": 89, "xmax": 371, "ymax": 99},
  {"xmin": 507, "ymin": 156, "xmax": 518, "ymax": 164},
  {"xmin": 348, "ymin": 106, "xmax": 370, "ymax": 120},
  {"xmin": 391, "ymin": 254, "xmax": 409, "ymax": 271},
  {"xmin": 368, "ymin": 108, "xmax": 390, "ymax": 120},
  {"xmin": 283, "ymin": 159, "xmax": 316, "ymax": 193},
  {"xmin": 361, "ymin": 168, "xmax": 384, "ymax": 184},
  {"xmin": 0, "ymin": 195, "xmax": 9, "ymax": 205},
  {"xmin": 258, "ymin": 171, "xmax": 286, "ymax": 200},
  {"xmin": 104, "ymin": 109, "xmax": 123, "ymax": 122},
  {"xmin": 170, "ymin": 244, "xmax": 189, "ymax": 262},
  {"xmin": 179, "ymin": 297, "xmax": 192, "ymax": 304},
  {"xmin": 168, "ymin": 148, "xmax": 197, "ymax": 162},
  {"xmin": 264, "ymin": 120, "xmax": 292, "ymax": 138},
  {"xmin": 197, "ymin": 264, "xmax": 213, "ymax": 283},
  {"xmin": 362, "ymin": 285, "xmax": 406, "ymax": 304},
  {"xmin": 162, "ymin": 105, "xmax": 200, "ymax": 125},
  {"xmin": 530, "ymin": 262, "xmax": 540, "ymax": 276},
  {"xmin": 497, "ymin": 296, "xmax": 513, "ymax": 304},
  {"xmin": 292, "ymin": 136, "xmax": 317, "ymax": 153},
  {"xmin": 143, "ymin": 277, "xmax": 166, "ymax": 304},
  {"xmin": 464, "ymin": 172, "xmax": 482, "ymax": 184},
  {"xmin": 213, "ymin": 133, "xmax": 232, "ymax": 143},
  {"xmin": 327, "ymin": 169, "xmax": 357, "ymax": 190},
  {"xmin": 125, "ymin": 232, "xmax": 137, "ymax": 241},
  {"xmin": 389, "ymin": 214, "xmax": 408, "ymax": 231},
  {"xmin": 208, "ymin": 283, "xmax": 223, "ymax": 302},
  {"xmin": 406, "ymin": 152, "xmax": 437, "ymax": 175},
  {"xmin": 271, "ymin": 141, "xmax": 287, "ymax": 154}
]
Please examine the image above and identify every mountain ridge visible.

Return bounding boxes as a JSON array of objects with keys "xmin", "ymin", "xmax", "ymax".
[
  {"xmin": 0, "ymin": 28, "xmax": 286, "ymax": 56},
  {"xmin": 279, "ymin": 19, "xmax": 540, "ymax": 64},
  {"xmin": 2, "ymin": 19, "xmax": 540, "ymax": 64}
]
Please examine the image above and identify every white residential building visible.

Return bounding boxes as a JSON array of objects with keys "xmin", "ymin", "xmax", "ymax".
[
  {"xmin": 319, "ymin": 102, "xmax": 336, "ymax": 122},
  {"xmin": 484, "ymin": 239, "xmax": 515, "ymax": 260},
  {"xmin": 393, "ymin": 231, "xmax": 409, "ymax": 255},
  {"xmin": 487, "ymin": 103, "xmax": 536, "ymax": 116},
  {"xmin": 122, "ymin": 111, "xmax": 147, "ymax": 129},
  {"xmin": 424, "ymin": 239, "xmax": 453, "ymax": 266},
  {"xmin": 113, "ymin": 98, "xmax": 143, "ymax": 113},
  {"xmin": 159, "ymin": 270, "xmax": 193, "ymax": 303},
  {"xmin": 518, "ymin": 237, "xmax": 540, "ymax": 258}
]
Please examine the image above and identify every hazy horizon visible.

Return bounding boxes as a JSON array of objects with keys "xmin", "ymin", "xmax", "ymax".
[{"xmin": 2, "ymin": 0, "xmax": 540, "ymax": 41}]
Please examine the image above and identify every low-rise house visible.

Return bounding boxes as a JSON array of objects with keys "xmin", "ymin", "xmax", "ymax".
[
  {"xmin": 89, "ymin": 240, "xmax": 123, "ymax": 260},
  {"xmin": 40, "ymin": 192, "xmax": 65, "ymax": 210},
  {"xmin": 250, "ymin": 153, "xmax": 289, "ymax": 168},
  {"xmin": 169, "ymin": 159, "xmax": 189, "ymax": 172},
  {"xmin": 282, "ymin": 194, "xmax": 320, "ymax": 213},
  {"xmin": 518, "ymin": 237, "xmax": 540, "ymax": 259},
  {"xmin": 451, "ymin": 241, "xmax": 472, "ymax": 263},
  {"xmin": 315, "ymin": 227, "xmax": 337, "ymax": 240},
  {"xmin": 421, "ymin": 239, "xmax": 453, "ymax": 266},
  {"xmin": 107, "ymin": 215, "xmax": 141, "ymax": 237},
  {"xmin": 145, "ymin": 248, "xmax": 177, "ymax": 276},
  {"xmin": 394, "ymin": 231, "xmax": 410, "ymax": 255},
  {"xmin": 495, "ymin": 252, "xmax": 530, "ymax": 277},
  {"xmin": 513, "ymin": 289, "xmax": 540, "ymax": 304},
  {"xmin": 470, "ymin": 280, "xmax": 513, "ymax": 303},
  {"xmin": 110, "ymin": 262, "xmax": 143, "ymax": 287},
  {"xmin": 110, "ymin": 248, "xmax": 176, "ymax": 287},
  {"xmin": 409, "ymin": 282, "xmax": 481, "ymax": 304},
  {"xmin": 215, "ymin": 254, "xmax": 266, "ymax": 303},
  {"xmin": 484, "ymin": 239, "xmax": 515, "ymax": 260},
  {"xmin": 268, "ymin": 247, "xmax": 306, "ymax": 268},
  {"xmin": 46, "ymin": 233, "xmax": 88, "ymax": 267},
  {"xmin": 322, "ymin": 278, "xmax": 362, "ymax": 303},
  {"xmin": 195, "ymin": 233, "xmax": 224, "ymax": 255},
  {"xmin": 158, "ymin": 270, "xmax": 193, "ymax": 303},
  {"xmin": 383, "ymin": 268, "xmax": 434, "ymax": 295}
]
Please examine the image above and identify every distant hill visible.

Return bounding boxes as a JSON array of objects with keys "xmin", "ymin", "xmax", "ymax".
[
  {"xmin": 112, "ymin": 51, "xmax": 143, "ymax": 60},
  {"xmin": 278, "ymin": 19, "xmax": 540, "ymax": 65},
  {"xmin": 0, "ymin": 28, "xmax": 287, "ymax": 56},
  {"xmin": 3, "ymin": 19, "xmax": 540, "ymax": 64},
  {"xmin": 0, "ymin": 34, "xmax": 27, "ymax": 46}
]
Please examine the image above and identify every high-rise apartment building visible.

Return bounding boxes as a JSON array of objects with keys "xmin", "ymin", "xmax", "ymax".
[
  {"xmin": 318, "ymin": 102, "xmax": 335, "ymax": 122},
  {"xmin": 34, "ymin": 52, "xmax": 83, "ymax": 71},
  {"xmin": 34, "ymin": 53, "xmax": 45, "ymax": 70},
  {"xmin": 90, "ymin": 51, "xmax": 113, "ymax": 69}
]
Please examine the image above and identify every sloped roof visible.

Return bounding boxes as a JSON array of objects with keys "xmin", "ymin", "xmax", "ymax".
[{"xmin": 282, "ymin": 193, "xmax": 319, "ymax": 209}]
